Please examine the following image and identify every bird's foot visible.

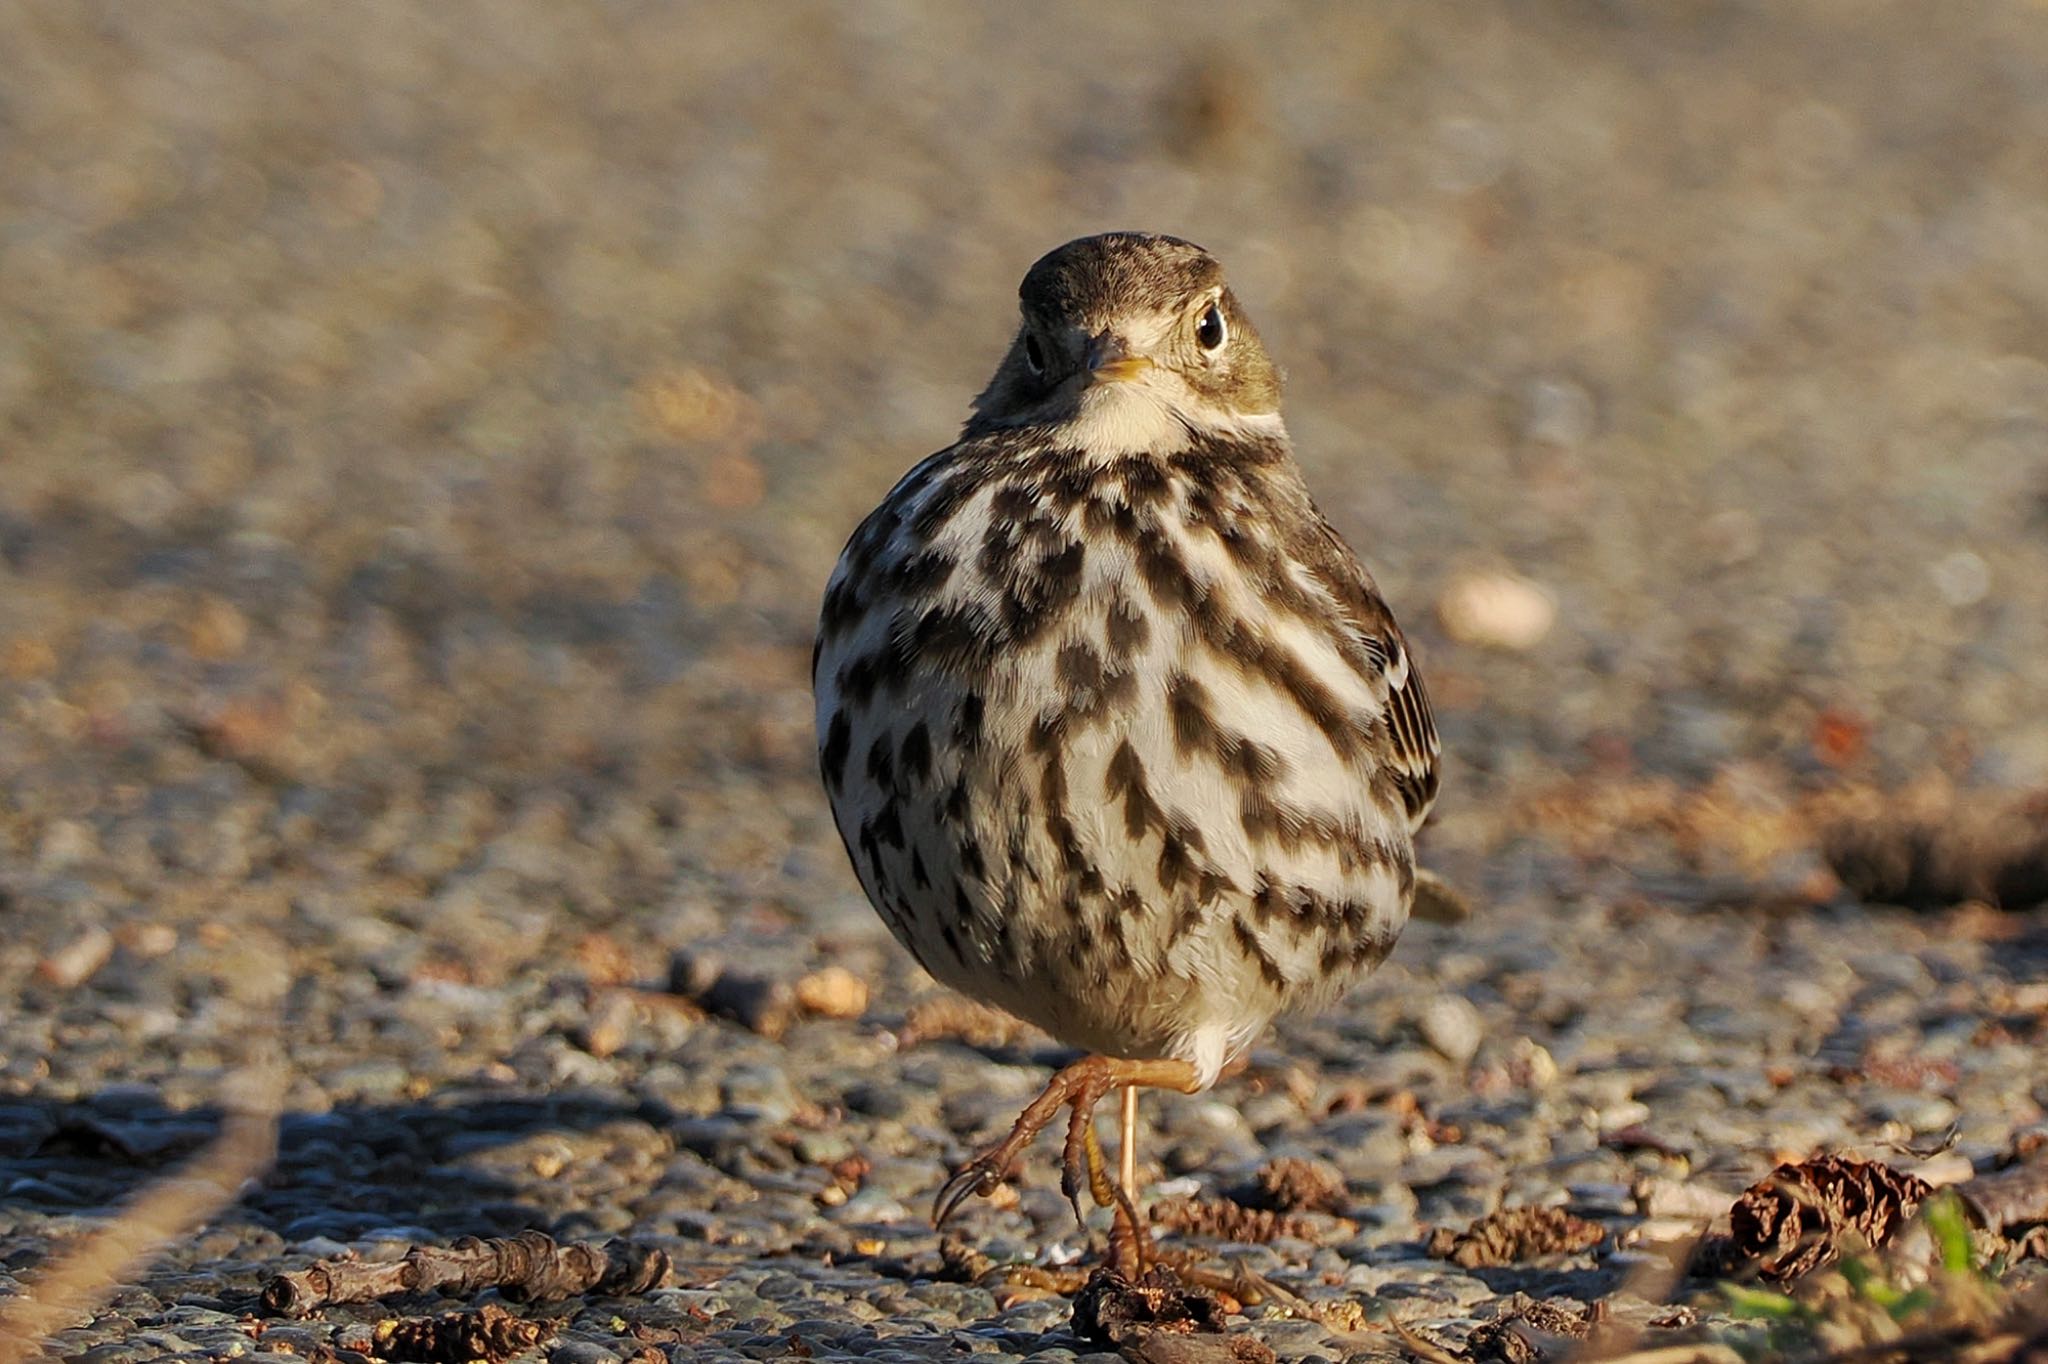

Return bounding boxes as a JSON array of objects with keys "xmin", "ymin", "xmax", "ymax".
[
  {"xmin": 1081, "ymin": 1119, "xmax": 1153, "ymax": 1276},
  {"xmin": 931, "ymin": 1054, "xmax": 1199, "ymax": 1239}
]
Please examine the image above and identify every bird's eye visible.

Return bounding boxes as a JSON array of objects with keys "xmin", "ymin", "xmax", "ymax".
[
  {"xmin": 1196, "ymin": 303, "xmax": 1227, "ymax": 352},
  {"xmin": 1023, "ymin": 333, "xmax": 1047, "ymax": 375}
]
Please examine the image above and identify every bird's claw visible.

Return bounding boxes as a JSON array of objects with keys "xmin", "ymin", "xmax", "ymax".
[
  {"xmin": 933, "ymin": 1154, "xmax": 1012, "ymax": 1228},
  {"xmin": 1059, "ymin": 1150, "xmax": 1090, "ymax": 1230},
  {"xmin": 1064, "ymin": 1093, "xmax": 1118, "ymax": 1229}
]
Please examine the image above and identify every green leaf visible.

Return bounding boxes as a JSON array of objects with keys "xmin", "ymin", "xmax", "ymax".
[
  {"xmin": 1885, "ymin": 1286, "xmax": 1937, "ymax": 1322},
  {"xmin": 1838, "ymin": 1255, "xmax": 1905, "ymax": 1308},
  {"xmin": 1719, "ymin": 1282, "xmax": 1805, "ymax": 1319},
  {"xmin": 1922, "ymin": 1190, "xmax": 1975, "ymax": 1274}
]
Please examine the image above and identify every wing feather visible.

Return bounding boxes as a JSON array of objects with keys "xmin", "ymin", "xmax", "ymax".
[{"xmin": 1297, "ymin": 516, "xmax": 1441, "ymax": 830}]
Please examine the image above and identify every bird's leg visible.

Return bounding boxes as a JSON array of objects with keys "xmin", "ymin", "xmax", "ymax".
[
  {"xmin": 1102, "ymin": 1187, "xmax": 1151, "ymax": 1277},
  {"xmin": 1081, "ymin": 1117, "xmax": 1115, "ymax": 1206},
  {"xmin": 1106, "ymin": 1085, "xmax": 1153, "ymax": 1274},
  {"xmin": 1069, "ymin": 1086, "xmax": 1159, "ymax": 1274},
  {"xmin": 932, "ymin": 1055, "xmax": 1200, "ymax": 1232},
  {"xmin": 1081, "ymin": 1118, "xmax": 1152, "ymax": 1276},
  {"xmin": 1118, "ymin": 1085, "xmax": 1139, "ymax": 1202}
]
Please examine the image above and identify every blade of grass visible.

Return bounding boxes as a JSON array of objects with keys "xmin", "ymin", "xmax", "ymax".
[
  {"xmin": 1922, "ymin": 1190, "xmax": 1976, "ymax": 1275},
  {"xmin": 1719, "ymin": 1281, "xmax": 1808, "ymax": 1320}
]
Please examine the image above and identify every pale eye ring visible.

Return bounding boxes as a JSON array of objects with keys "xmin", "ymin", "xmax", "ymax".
[
  {"xmin": 1023, "ymin": 333, "xmax": 1047, "ymax": 375},
  {"xmin": 1196, "ymin": 303, "xmax": 1227, "ymax": 352}
]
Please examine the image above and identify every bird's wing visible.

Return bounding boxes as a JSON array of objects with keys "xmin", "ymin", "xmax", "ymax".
[{"xmin": 1300, "ymin": 517, "xmax": 1442, "ymax": 832}]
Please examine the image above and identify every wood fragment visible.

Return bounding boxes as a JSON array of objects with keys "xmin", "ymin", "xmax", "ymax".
[{"xmin": 262, "ymin": 1231, "xmax": 671, "ymax": 1317}]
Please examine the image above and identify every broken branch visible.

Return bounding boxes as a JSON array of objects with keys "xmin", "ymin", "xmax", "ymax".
[{"xmin": 262, "ymin": 1231, "xmax": 671, "ymax": 1317}]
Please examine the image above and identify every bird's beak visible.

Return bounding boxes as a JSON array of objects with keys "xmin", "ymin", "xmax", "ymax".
[{"xmin": 1085, "ymin": 330, "xmax": 1153, "ymax": 384}]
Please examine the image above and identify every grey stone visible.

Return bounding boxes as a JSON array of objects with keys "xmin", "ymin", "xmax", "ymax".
[{"xmin": 550, "ymin": 1343, "xmax": 624, "ymax": 1364}]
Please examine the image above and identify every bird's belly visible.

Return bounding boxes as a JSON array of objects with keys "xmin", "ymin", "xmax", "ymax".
[
  {"xmin": 814, "ymin": 450, "xmax": 1423, "ymax": 1086},
  {"xmin": 819, "ymin": 647, "xmax": 1414, "ymax": 1080}
]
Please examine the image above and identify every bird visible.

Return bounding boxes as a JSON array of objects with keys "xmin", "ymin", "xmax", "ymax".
[{"xmin": 813, "ymin": 231, "xmax": 1440, "ymax": 1269}]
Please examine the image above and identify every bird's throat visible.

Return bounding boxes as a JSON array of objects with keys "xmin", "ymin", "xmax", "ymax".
[{"xmin": 1063, "ymin": 382, "xmax": 1284, "ymax": 459}]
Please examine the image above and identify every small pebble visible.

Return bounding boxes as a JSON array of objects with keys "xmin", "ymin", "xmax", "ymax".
[
  {"xmin": 794, "ymin": 965, "xmax": 870, "ymax": 1020},
  {"xmin": 1435, "ymin": 570, "xmax": 1557, "ymax": 650},
  {"xmin": 37, "ymin": 926, "xmax": 115, "ymax": 989},
  {"xmin": 1416, "ymin": 995, "xmax": 1485, "ymax": 1066}
]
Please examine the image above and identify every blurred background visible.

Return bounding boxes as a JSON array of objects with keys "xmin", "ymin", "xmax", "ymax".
[
  {"xmin": 3, "ymin": 2, "xmax": 2046, "ymax": 1101},
  {"xmin": 5, "ymin": 5, "xmax": 2048, "ymax": 1354}
]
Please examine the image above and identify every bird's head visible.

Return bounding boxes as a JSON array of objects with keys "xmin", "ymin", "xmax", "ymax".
[{"xmin": 967, "ymin": 232, "xmax": 1283, "ymax": 445}]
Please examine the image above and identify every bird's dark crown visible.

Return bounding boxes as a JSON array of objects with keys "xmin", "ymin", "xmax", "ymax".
[
  {"xmin": 1018, "ymin": 232, "xmax": 1223, "ymax": 324},
  {"xmin": 968, "ymin": 231, "xmax": 1281, "ymax": 431}
]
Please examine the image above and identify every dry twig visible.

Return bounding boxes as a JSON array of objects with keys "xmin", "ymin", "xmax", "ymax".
[
  {"xmin": 0, "ymin": 938, "xmax": 285, "ymax": 1364},
  {"xmin": 0, "ymin": 1070, "xmax": 281, "ymax": 1362},
  {"xmin": 262, "ymin": 1231, "xmax": 672, "ymax": 1317}
]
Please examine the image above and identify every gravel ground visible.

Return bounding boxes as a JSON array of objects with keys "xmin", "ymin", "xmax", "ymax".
[{"xmin": 3, "ymin": 4, "xmax": 2047, "ymax": 1361}]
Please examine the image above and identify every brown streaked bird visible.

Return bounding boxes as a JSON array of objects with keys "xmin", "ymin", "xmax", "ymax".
[{"xmin": 813, "ymin": 232, "xmax": 1440, "ymax": 1268}]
